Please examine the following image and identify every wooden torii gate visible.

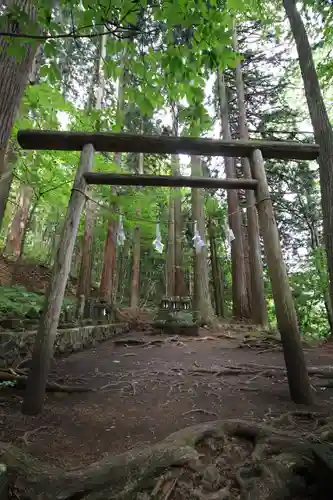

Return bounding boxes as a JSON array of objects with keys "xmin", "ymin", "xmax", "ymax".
[{"xmin": 16, "ymin": 130, "xmax": 320, "ymax": 414}]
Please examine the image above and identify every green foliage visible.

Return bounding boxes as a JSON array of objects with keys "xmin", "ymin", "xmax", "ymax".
[
  {"xmin": 0, "ymin": 286, "xmax": 44, "ymax": 318},
  {"xmin": 291, "ymin": 256, "xmax": 330, "ymax": 339},
  {"xmin": 0, "ymin": 286, "xmax": 73, "ymax": 320},
  {"xmin": 1, "ymin": 0, "xmax": 332, "ymax": 340}
]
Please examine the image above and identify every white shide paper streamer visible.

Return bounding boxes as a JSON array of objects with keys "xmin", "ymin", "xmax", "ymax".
[
  {"xmin": 117, "ymin": 215, "xmax": 126, "ymax": 246},
  {"xmin": 153, "ymin": 222, "xmax": 164, "ymax": 254},
  {"xmin": 192, "ymin": 220, "xmax": 205, "ymax": 254}
]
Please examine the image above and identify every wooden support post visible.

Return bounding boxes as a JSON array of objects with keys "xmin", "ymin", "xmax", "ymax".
[
  {"xmin": 22, "ymin": 144, "xmax": 95, "ymax": 415},
  {"xmin": 250, "ymin": 149, "xmax": 313, "ymax": 405}
]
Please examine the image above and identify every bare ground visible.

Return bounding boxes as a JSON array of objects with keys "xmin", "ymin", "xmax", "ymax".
[
  {"xmin": 1, "ymin": 327, "xmax": 333, "ymax": 499},
  {"xmin": 0, "ymin": 325, "xmax": 333, "ymax": 500}
]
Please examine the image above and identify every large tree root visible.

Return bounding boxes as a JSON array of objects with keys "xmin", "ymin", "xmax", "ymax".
[
  {"xmin": 183, "ymin": 361, "xmax": 333, "ymax": 383},
  {"xmin": 1, "ymin": 418, "xmax": 333, "ymax": 499}
]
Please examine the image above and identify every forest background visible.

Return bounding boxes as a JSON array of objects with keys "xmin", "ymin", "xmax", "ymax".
[{"xmin": 0, "ymin": 0, "xmax": 332, "ymax": 340}]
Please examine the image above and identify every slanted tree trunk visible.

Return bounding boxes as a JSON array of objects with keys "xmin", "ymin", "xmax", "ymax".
[
  {"xmin": 283, "ymin": 0, "xmax": 333, "ymax": 316},
  {"xmin": 0, "ymin": 1, "xmax": 38, "ymax": 229},
  {"xmin": 77, "ymin": 33, "xmax": 107, "ymax": 300},
  {"xmin": 217, "ymin": 71, "xmax": 250, "ymax": 320},
  {"xmin": 4, "ymin": 185, "xmax": 33, "ymax": 260},
  {"xmin": 191, "ymin": 156, "xmax": 217, "ymax": 326},
  {"xmin": 99, "ymin": 45, "xmax": 127, "ymax": 303},
  {"xmin": 130, "ymin": 153, "xmax": 144, "ymax": 309},
  {"xmin": 209, "ymin": 218, "xmax": 224, "ymax": 317},
  {"xmin": 22, "ymin": 144, "xmax": 95, "ymax": 415},
  {"xmin": 233, "ymin": 22, "xmax": 268, "ymax": 326}
]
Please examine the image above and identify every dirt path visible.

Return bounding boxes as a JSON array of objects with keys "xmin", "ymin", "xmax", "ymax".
[{"xmin": 1, "ymin": 331, "xmax": 333, "ymax": 469}]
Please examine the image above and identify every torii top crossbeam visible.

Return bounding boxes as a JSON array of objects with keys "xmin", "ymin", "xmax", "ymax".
[{"xmin": 17, "ymin": 130, "xmax": 319, "ymax": 161}]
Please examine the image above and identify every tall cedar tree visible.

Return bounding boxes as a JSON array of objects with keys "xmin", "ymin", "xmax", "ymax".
[{"xmin": 283, "ymin": 0, "xmax": 333, "ymax": 319}]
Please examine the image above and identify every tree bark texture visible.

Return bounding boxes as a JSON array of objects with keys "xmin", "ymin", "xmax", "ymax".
[
  {"xmin": 191, "ymin": 156, "xmax": 216, "ymax": 326},
  {"xmin": 22, "ymin": 144, "xmax": 95, "ymax": 415},
  {"xmin": 166, "ymin": 196, "xmax": 175, "ymax": 297},
  {"xmin": 0, "ymin": 147, "xmax": 15, "ymax": 233},
  {"xmin": 115, "ymin": 238, "xmax": 130, "ymax": 304},
  {"xmin": 99, "ymin": 44, "xmax": 127, "ymax": 302},
  {"xmin": 250, "ymin": 148, "xmax": 313, "ymax": 405},
  {"xmin": 172, "ymin": 153, "xmax": 187, "ymax": 297},
  {"xmin": 77, "ymin": 32, "xmax": 106, "ymax": 300},
  {"xmin": 174, "ymin": 194, "xmax": 187, "ymax": 296},
  {"xmin": 0, "ymin": 1, "xmax": 38, "ymax": 153},
  {"xmin": 77, "ymin": 195, "xmax": 95, "ymax": 298},
  {"xmin": 217, "ymin": 71, "xmax": 250, "ymax": 320},
  {"xmin": 130, "ymin": 150, "xmax": 144, "ymax": 308},
  {"xmin": 233, "ymin": 22, "xmax": 268, "ymax": 326},
  {"xmin": 99, "ymin": 217, "xmax": 117, "ymax": 302},
  {"xmin": 0, "ymin": 1, "xmax": 38, "ymax": 228},
  {"xmin": 209, "ymin": 218, "xmax": 224, "ymax": 317},
  {"xmin": 85, "ymin": 172, "xmax": 258, "ymax": 189},
  {"xmin": 18, "ymin": 130, "xmax": 319, "ymax": 160},
  {"xmin": 242, "ymin": 221, "xmax": 252, "ymax": 317},
  {"xmin": 283, "ymin": 0, "xmax": 333, "ymax": 321},
  {"xmin": 18, "ymin": 197, "xmax": 38, "ymax": 259},
  {"xmin": 4, "ymin": 184, "xmax": 33, "ymax": 260},
  {"xmin": 130, "ymin": 224, "xmax": 141, "ymax": 308}
]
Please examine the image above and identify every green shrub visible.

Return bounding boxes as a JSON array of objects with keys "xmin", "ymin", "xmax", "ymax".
[{"xmin": 0, "ymin": 285, "xmax": 74, "ymax": 319}]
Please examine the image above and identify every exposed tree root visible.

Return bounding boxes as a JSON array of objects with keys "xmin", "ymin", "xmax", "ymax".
[
  {"xmin": 113, "ymin": 339, "xmax": 148, "ymax": 346},
  {"xmin": 237, "ymin": 333, "xmax": 281, "ymax": 350},
  {"xmin": 179, "ymin": 362, "xmax": 333, "ymax": 382},
  {"xmin": 20, "ymin": 426, "xmax": 53, "ymax": 447},
  {"xmin": 113, "ymin": 338, "xmax": 165, "ymax": 347},
  {"xmin": 182, "ymin": 409, "xmax": 218, "ymax": 417},
  {"xmin": 1, "ymin": 418, "xmax": 333, "ymax": 499},
  {"xmin": 0, "ymin": 369, "xmax": 92, "ymax": 393}
]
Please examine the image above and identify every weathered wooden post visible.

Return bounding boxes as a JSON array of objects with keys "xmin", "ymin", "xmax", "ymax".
[
  {"xmin": 22, "ymin": 144, "xmax": 95, "ymax": 415},
  {"xmin": 250, "ymin": 148, "xmax": 313, "ymax": 405}
]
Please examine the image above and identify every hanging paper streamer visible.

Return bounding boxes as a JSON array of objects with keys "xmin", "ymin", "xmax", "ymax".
[
  {"xmin": 192, "ymin": 221, "xmax": 205, "ymax": 254},
  {"xmin": 153, "ymin": 222, "xmax": 164, "ymax": 254},
  {"xmin": 117, "ymin": 215, "xmax": 126, "ymax": 246},
  {"xmin": 228, "ymin": 228, "xmax": 235, "ymax": 243},
  {"xmin": 225, "ymin": 221, "xmax": 235, "ymax": 244}
]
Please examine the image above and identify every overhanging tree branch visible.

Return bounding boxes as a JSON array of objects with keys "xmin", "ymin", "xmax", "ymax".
[
  {"xmin": 0, "ymin": 5, "xmax": 142, "ymax": 41},
  {"xmin": 0, "ymin": 26, "xmax": 138, "ymax": 40}
]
